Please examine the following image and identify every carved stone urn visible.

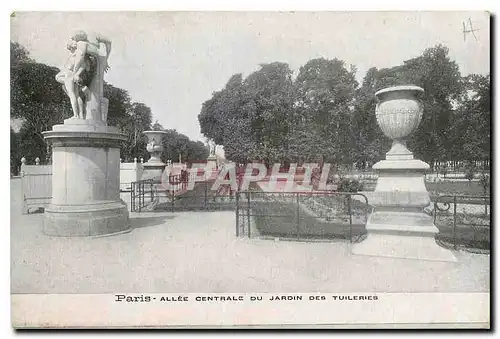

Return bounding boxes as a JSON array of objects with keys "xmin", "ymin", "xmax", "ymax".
[
  {"xmin": 142, "ymin": 131, "xmax": 168, "ymax": 182},
  {"xmin": 371, "ymin": 86, "xmax": 430, "ymax": 209},
  {"xmin": 375, "ymin": 85, "xmax": 424, "ymax": 160},
  {"xmin": 144, "ymin": 131, "xmax": 166, "ymax": 164},
  {"xmin": 352, "ymin": 85, "xmax": 456, "ymax": 262}
]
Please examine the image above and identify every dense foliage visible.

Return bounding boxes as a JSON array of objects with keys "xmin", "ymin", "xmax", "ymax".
[{"xmin": 199, "ymin": 45, "xmax": 490, "ymax": 169}]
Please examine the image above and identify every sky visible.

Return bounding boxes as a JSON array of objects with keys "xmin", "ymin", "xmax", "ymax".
[{"xmin": 11, "ymin": 11, "xmax": 490, "ymax": 143}]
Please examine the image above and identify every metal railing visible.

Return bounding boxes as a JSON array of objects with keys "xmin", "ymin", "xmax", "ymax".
[
  {"xmin": 129, "ymin": 177, "xmax": 240, "ymax": 212},
  {"xmin": 433, "ymin": 194, "xmax": 490, "ymax": 251},
  {"xmin": 235, "ymin": 191, "xmax": 370, "ymax": 242},
  {"xmin": 130, "ymin": 179, "xmax": 155, "ymax": 212},
  {"xmin": 163, "ymin": 181, "xmax": 238, "ymax": 212}
]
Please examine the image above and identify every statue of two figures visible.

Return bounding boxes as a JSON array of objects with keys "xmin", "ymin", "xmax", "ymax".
[{"xmin": 56, "ymin": 31, "xmax": 112, "ymax": 123}]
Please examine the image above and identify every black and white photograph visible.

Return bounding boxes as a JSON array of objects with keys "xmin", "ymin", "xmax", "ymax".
[{"xmin": 9, "ymin": 10, "xmax": 491, "ymax": 328}]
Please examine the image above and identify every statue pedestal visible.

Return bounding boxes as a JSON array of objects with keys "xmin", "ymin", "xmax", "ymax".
[
  {"xmin": 352, "ymin": 159, "xmax": 457, "ymax": 262},
  {"xmin": 42, "ymin": 120, "xmax": 130, "ymax": 237}
]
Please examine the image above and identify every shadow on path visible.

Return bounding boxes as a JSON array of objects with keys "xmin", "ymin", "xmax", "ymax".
[{"xmin": 130, "ymin": 216, "xmax": 176, "ymax": 229}]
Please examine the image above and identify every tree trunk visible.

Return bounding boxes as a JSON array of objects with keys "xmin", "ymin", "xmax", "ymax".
[{"xmin": 484, "ymin": 187, "xmax": 488, "ymax": 215}]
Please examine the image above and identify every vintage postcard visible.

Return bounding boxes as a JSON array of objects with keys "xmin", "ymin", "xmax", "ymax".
[{"xmin": 10, "ymin": 11, "xmax": 490, "ymax": 329}]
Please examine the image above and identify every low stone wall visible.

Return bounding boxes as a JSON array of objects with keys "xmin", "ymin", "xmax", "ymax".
[
  {"xmin": 120, "ymin": 160, "xmax": 144, "ymax": 191},
  {"xmin": 20, "ymin": 159, "xmax": 52, "ymax": 214}
]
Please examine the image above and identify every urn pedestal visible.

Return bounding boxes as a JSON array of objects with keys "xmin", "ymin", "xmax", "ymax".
[
  {"xmin": 352, "ymin": 86, "xmax": 456, "ymax": 262},
  {"xmin": 42, "ymin": 119, "xmax": 130, "ymax": 237},
  {"xmin": 141, "ymin": 131, "xmax": 168, "ymax": 182}
]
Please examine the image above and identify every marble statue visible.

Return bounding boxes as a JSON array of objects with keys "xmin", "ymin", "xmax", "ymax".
[
  {"xmin": 55, "ymin": 40, "xmax": 92, "ymax": 119},
  {"xmin": 56, "ymin": 30, "xmax": 112, "ymax": 122},
  {"xmin": 44, "ymin": 32, "xmax": 131, "ymax": 237},
  {"xmin": 209, "ymin": 140, "xmax": 216, "ymax": 156}
]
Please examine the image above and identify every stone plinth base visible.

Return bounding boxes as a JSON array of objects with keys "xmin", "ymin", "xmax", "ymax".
[
  {"xmin": 141, "ymin": 162, "xmax": 166, "ymax": 182},
  {"xmin": 353, "ymin": 152, "xmax": 457, "ymax": 262},
  {"xmin": 352, "ymin": 211, "xmax": 457, "ymax": 262},
  {"xmin": 43, "ymin": 120, "xmax": 129, "ymax": 237},
  {"xmin": 44, "ymin": 201, "xmax": 130, "ymax": 237}
]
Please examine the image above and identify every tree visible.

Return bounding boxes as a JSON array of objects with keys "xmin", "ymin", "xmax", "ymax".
[
  {"xmin": 105, "ymin": 83, "xmax": 133, "ymax": 128},
  {"xmin": 186, "ymin": 140, "xmax": 210, "ymax": 162},
  {"xmin": 199, "ymin": 73, "xmax": 257, "ymax": 164},
  {"xmin": 11, "ymin": 42, "xmax": 69, "ymax": 164},
  {"xmin": 16, "ymin": 124, "xmax": 49, "ymax": 166},
  {"xmin": 200, "ymin": 59, "xmax": 359, "ymax": 167},
  {"xmin": 151, "ymin": 120, "xmax": 164, "ymax": 131},
  {"xmin": 293, "ymin": 58, "xmax": 358, "ymax": 166},
  {"xmin": 237, "ymin": 62, "xmax": 295, "ymax": 165},
  {"xmin": 11, "ymin": 60, "xmax": 73, "ymax": 163},
  {"xmin": 450, "ymin": 74, "xmax": 490, "ymax": 162},
  {"xmin": 199, "ymin": 63, "xmax": 297, "ymax": 165},
  {"xmin": 479, "ymin": 172, "xmax": 490, "ymax": 214},
  {"xmin": 464, "ymin": 160, "xmax": 476, "ymax": 182},
  {"xmin": 160, "ymin": 129, "xmax": 209, "ymax": 164},
  {"xmin": 351, "ymin": 67, "xmax": 390, "ymax": 168},
  {"xmin": 11, "ymin": 41, "xmax": 32, "ymax": 64},
  {"xmin": 404, "ymin": 45, "xmax": 462, "ymax": 166},
  {"xmin": 118, "ymin": 102, "xmax": 153, "ymax": 162},
  {"xmin": 10, "ymin": 128, "xmax": 20, "ymax": 175}
]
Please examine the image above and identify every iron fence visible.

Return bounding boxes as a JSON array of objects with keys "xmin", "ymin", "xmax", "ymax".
[
  {"xmin": 433, "ymin": 194, "xmax": 491, "ymax": 251},
  {"xmin": 163, "ymin": 180, "xmax": 238, "ymax": 212},
  {"xmin": 130, "ymin": 179, "xmax": 155, "ymax": 212},
  {"xmin": 346, "ymin": 169, "xmax": 490, "ymax": 181},
  {"xmin": 235, "ymin": 191, "xmax": 371, "ymax": 242},
  {"xmin": 129, "ymin": 178, "xmax": 239, "ymax": 212}
]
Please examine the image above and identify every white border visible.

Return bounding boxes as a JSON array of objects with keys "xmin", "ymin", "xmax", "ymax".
[
  {"xmin": 4, "ymin": 0, "xmax": 496, "ymax": 336},
  {"xmin": 11, "ymin": 293, "xmax": 490, "ymax": 328}
]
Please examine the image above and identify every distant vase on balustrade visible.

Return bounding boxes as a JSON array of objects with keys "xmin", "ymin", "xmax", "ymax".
[
  {"xmin": 144, "ymin": 131, "xmax": 167, "ymax": 164},
  {"xmin": 375, "ymin": 85, "xmax": 424, "ymax": 160}
]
